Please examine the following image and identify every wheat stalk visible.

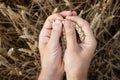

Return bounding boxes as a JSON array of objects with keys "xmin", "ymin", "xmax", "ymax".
[{"xmin": 52, "ymin": 20, "xmax": 85, "ymax": 53}]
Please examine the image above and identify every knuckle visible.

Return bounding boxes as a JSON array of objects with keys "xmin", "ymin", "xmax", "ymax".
[
  {"xmin": 84, "ymin": 20, "xmax": 90, "ymax": 26},
  {"xmin": 52, "ymin": 28, "xmax": 60, "ymax": 34},
  {"xmin": 66, "ymin": 29, "xmax": 75, "ymax": 36},
  {"xmin": 76, "ymin": 17, "xmax": 90, "ymax": 27},
  {"xmin": 76, "ymin": 17, "xmax": 80, "ymax": 22}
]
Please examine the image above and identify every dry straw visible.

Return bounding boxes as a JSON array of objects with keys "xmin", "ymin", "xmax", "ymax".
[{"xmin": 0, "ymin": 0, "xmax": 120, "ymax": 80}]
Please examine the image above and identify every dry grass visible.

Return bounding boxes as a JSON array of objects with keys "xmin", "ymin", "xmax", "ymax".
[{"xmin": 0, "ymin": 0, "xmax": 120, "ymax": 80}]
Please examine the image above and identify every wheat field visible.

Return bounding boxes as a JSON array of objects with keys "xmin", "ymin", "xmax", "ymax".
[{"xmin": 0, "ymin": 0, "xmax": 120, "ymax": 80}]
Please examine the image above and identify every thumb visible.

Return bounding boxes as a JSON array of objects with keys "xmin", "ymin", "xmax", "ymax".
[
  {"xmin": 64, "ymin": 20, "xmax": 78, "ymax": 49},
  {"xmin": 49, "ymin": 20, "xmax": 62, "ymax": 45}
]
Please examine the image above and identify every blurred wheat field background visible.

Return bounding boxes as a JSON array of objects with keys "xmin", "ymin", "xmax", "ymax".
[{"xmin": 0, "ymin": 0, "xmax": 120, "ymax": 80}]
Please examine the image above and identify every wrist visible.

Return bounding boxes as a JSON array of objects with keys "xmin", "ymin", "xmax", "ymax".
[
  {"xmin": 38, "ymin": 70, "xmax": 56, "ymax": 80},
  {"xmin": 66, "ymin": 71, "xmax": 87, "ymax": 80},
  {"xmin": 66, "ymin": 75, "xmax": 87, "ymax": 80},
  {"xmin": 38, "ymin": 69, "xmax": 64, "ymax": 80}
]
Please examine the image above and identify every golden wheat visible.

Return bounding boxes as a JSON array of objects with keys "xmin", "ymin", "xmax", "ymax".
[{"xmin": 52, "ymin": 20, "xmax": 85, "ymax": 53}]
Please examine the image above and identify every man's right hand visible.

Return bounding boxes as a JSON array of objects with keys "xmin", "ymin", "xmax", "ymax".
[{"xmin": 63, "ymin": 16, "xmax": 97, "ymax": 80}]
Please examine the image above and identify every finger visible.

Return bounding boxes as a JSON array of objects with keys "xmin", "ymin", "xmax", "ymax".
[
  {"xmin": 39, "ymin": 14, "xmax": 63, "ymax": 46},
  {"xmin": 71, "ymin": 11, "xmax": 77, "ymax": 16},
  {"xmin": 49, "ymin": 20, "xmax": 62, "ymax": 45},
  {"xmin": 66, "ymin": 16, "xmax": 97, "ymax": 59},
  {"xmin": 60, "ymin": 11, "xmax": 77, "ymax": 18},
  {"xmin": 44, "ymin": 13, "xmax": 63, "ymax": 29},
  {"xmin": 39, "ymin": 19, "xmax": 51, "ymax": 48},
  {"xmin": 64, "ymin": 19, "xmax": 78, "ymax": 49},
  {"xmin": 66, "ymin": 16, "xmax": 95, "ymax": 44},
  {"xmin": 39, "ymin": 14, "xmax": 63, "ymax": 57}
]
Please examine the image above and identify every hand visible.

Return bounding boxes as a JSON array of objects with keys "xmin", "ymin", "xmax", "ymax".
[
  {"xmin": 38, "ymin": 11, "xmax": 77, "ymax": 80},
  {"xmin": 63, "ymin": 16, "xmax": 97, "ymax": 80}
]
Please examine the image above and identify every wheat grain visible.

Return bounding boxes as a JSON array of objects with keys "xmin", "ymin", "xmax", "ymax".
[{"xmin": 52, "ymin": 20, "xmax": 85, "ymax": 53}]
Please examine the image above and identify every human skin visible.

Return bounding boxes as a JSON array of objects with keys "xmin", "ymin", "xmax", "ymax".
[
  {"xmin": 38, "ymin": 11, "xmax": 97, "ymax": 80},
  {"xmin": 63, "ymin": 16, "xmax": 97, "ymax": 80},
  {"xmin": 38, "ymin": 11, "xmax": 77, "ymax": 80}
]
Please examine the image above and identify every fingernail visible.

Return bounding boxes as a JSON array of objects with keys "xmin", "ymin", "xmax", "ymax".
[
  {"xmin": 53, "ymin": 20, "xmax": 62, "ymax": 31},
  {"xmin": 55, "ymin": 20, "xmax": 61, "ymax": 24},
  {"xmin": 72, "ymin": 11, "xmax": 77, "ymax": 16}
]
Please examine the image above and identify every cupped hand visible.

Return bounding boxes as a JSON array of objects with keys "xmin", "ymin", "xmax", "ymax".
[
  {"xmin": 63, "ymin": 16, "xmax": 97, "ymax": 80},
  {"xmin": 38, "ymin": 11, "xmax": 77, "ymax": 80}
]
